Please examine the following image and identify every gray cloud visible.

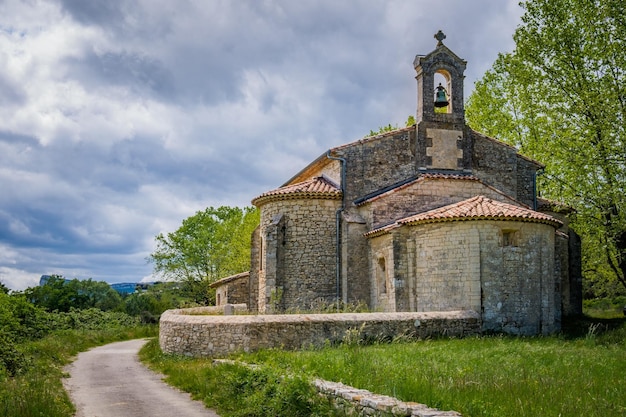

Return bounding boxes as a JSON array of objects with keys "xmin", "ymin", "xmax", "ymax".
[
  {"xmin": 66, "ymin": 51, "xmax": 177, "ymax": 101},
  {"xmin": 0, "ymin": 0, "xmax": 523, "ymax": 290}
]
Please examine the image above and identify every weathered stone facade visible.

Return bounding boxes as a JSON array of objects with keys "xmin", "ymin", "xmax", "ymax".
[
  {"xmin": 213, "ymin": 33, "xmax": 582, "ymax": 335},
  {"xmin": 250, "ymin": 193, "xmax": 341, "ymax": 313}
]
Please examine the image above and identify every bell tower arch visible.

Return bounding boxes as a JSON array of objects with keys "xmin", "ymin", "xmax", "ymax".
[
  {"xmin": 413, "ymin": 31, "xmax": 471, "ymax": 172},
  {"xmin": 414, "ymin": 30, "xmax": 467, "ymax": 125}
]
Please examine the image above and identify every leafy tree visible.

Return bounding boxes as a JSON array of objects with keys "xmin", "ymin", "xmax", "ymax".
[
  {"xmin": 76, "ymin": 279, "xmax": 124, "ymax": 311},
  {"xmin": 466, "ymin": 0, "xmax": 626, "ymax": 294},
  {"xmin": 148, "ymin": 206, "xmax": 259, "ymax": 303},
  {"xmin": 124, "ymin": 282, "xmax": 193, "ymax": 322},
  {"xmin": 23, "ymin": 276, "xmax": 124, "ymax": 312},
  {"xmin": 23, "ymin": 275, "xmax": 88, "ymax": 312}
]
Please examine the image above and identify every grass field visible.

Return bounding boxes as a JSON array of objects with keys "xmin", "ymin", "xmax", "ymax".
[{"xmin": 141, "ymin": 314, "xmax": 626, "ymax": 417}]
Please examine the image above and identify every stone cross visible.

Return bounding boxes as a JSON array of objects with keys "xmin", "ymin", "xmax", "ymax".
[{"xmin": 434, "ymin": 30, "xmax": 446, "ymax": 46}]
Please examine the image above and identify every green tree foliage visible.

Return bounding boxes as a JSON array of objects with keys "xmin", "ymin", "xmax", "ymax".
[
  {"xmin": 148, "ymin": 206, "xmax": 259, "ymax": 303},
  {"xmin": 23, "ymin": 275, "xmax": 86, "ymax": 312},
  {"xmin": 465, "ymin": 0, "xmax": 626, "ymax": 294},
  {"xmin": 23, "ymin": 276, "xmax": 123, "ymax": 312},
  {"xmin": 124, "ymin": 282, "xmax": 190, "ymax": 322},
  {"xmin": 78, "ymin": 279, "xmax": 124, "ymax": 311}
]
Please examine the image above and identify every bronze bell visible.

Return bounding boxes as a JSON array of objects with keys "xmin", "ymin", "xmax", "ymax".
[{"xmin": 434, "ymin": 83, "xmax": 449, "ymax": 108}]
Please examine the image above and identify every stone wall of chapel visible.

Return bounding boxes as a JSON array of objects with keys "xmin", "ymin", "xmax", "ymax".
[
  {"xmin": 335, "ymin": 128, "xmax": 417, "ymax": 203},
  {"xmin": 478, "ymin": 220, "xmax": 558, "ymax": 335},
  {"xmin": 366, "ymin": 178, "xmax": 521, "ymax": 229},
  {"xmin": 368, "ymin": 234, "xmax": 396, "ymax": 312},
  {"xmin": 471, "ymin": 132, "xmax": 520, "ymax": 200},
  {"xmin": 410, "ymin": 222, "xmax": 481, "ymax": 312},
  {"xmin": 259, "ymin": 198, "xmax": 340, "ymax": 312},
  {"xmin": 390, "ymin": 229, "xmax": 412, "ymax": 312},
  {"xmin": 341, "ymin": 215, "xmax": 370, "ymax": 306},
  {"xmin": 249, "ymin": 227, "xmax": 261, "ymax": 312},
  {"xmin": 407, "ymin": 220, "xmax": 558, "ymax": 335},
  {"xmin": 516, "ymin": 158, "xmax": 538, "ymax": 207},
  {"xmin": 319, "ymin": 159, "xmax": 342, "ymax": 186},
  {"xmin": 539, "ymin": 209, "xmax": 583, "ymax": 317}
]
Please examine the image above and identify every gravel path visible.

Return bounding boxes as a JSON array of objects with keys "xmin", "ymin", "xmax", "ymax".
[{"xmin": 63, "ymin": 339, "xmax": 220, "ymax": 417}]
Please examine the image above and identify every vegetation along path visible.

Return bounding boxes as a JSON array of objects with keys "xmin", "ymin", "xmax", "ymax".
[{"xmin": 63, "ymin": 339, "xmax": 219, "ymax": 417}]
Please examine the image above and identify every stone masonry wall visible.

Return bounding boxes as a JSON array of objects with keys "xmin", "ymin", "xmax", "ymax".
[
  {"xmin": 342, "ymin": 215, "xmax": 371, "ymax": 305},
  {"xmin": 314, "ymin": 379, "xmax": 461, "ymax": 417},
  {"xmin": 215, "ymin": 277, "xmax": 248, "ymax": 306},
  {"xmin": 369, "ymin": 234, "xmax": 396, "ymax": 311},
  {"xmin": 159, "ymin": 309, "xmax": 481, "ymax": 358},
  {"xmin": 258, "ymin": 197, "xmax": 340, "ymax": 312},
  {"xmin": 515, "ymin": 157, "xmax": 538, "ymax": 207},
  {"xmin": 248, "ymin": 226, "xmax": 261, "ymax": 312},
  {"xmin": 471, "ymin": 132, "xmax": 519, "ymax": 200},
  {"xmin": 335, "ymin": 127, "xmax": 417, "ymax": 204},
  {"xmin": 410, "ymin": 222, "xmax": 481, "ymax": 312},
  {"xmin": 478, "ymin": 220, "xmax": 557, "ymax": 335}
]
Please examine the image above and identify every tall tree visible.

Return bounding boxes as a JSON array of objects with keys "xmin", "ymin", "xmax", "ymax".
[
  {"xmin": 148, "ymin": 206, "xmax": 259, "ymax": 300},
  {"xmin": 466, "ymin": 0, "xmax": 626, "ymax": 293}
]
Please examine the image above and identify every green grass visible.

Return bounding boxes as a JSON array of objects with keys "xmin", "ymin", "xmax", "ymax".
[
  {"xmin": 584, "ymin": 296, "xmax": 626, "ymax": 319},
  {"xmin": 142, "ymin": 316, "xmax": 626, "ymax": 417},
  {"xmin": 139, "ymin": 340, "xmax": 339, "ymax": 416},
  {"xmin": 0, "ymin": 326, "xmax": 158, "ymax": 417}
]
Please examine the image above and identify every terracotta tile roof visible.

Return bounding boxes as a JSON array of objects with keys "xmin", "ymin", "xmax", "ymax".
[
  {"xmin": 252, "ymin": 175, "xmax": 342, "ymax": 206},
  {"xmin": 366, "ymin": 195, "xmax": 562, "ymax": 237}
]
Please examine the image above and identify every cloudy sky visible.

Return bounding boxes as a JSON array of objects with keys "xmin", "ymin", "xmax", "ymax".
[{"xmin": 0, "ymin": 0, "xmax": 523, "ymax": 291}]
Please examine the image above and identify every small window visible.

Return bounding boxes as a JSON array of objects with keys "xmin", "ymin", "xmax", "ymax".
[
  {"xmin": 377, "ymin": 257, "xmax": 387, "ymax": 294},
  {"xmin": 502, "ymin": 230, "xmax": 517, "ymax": 247}
]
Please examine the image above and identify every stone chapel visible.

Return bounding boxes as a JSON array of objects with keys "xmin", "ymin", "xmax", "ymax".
[{"xmin": 212, "ymin": 32, "xmax": 582, "ymax": 335}]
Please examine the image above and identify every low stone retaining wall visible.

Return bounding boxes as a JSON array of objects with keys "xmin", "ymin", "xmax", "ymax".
[
  {"xmin": 314, "ymin": 379, "xmax": 461, "ymax": 417},
  {"xmin": 159, "ymin": 309, "xmax": 481, "ymax": 357}
]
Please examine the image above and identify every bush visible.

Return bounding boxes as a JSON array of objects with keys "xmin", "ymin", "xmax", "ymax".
[
  {"xmin": 55, "ymin": 308, "xmax": 141, "ymax": 331},
  {"xmin": 0, "ymin": 332, "xmax": 28, "ymax": 377}
]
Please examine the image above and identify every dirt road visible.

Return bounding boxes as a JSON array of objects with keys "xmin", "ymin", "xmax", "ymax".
[{"xmin": 63, "ymin": 339, "xmax": 220, "ymax": 417}]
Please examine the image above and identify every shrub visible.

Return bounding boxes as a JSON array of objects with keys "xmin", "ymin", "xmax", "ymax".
[{"xmin": 0, "ymin": 332, "xmax": 28, "ymax": 377}]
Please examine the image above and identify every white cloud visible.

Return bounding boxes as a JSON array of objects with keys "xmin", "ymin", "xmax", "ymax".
[{"xmin": 0, "ymin": 267, "xmax": 40, "ymax": 291}]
